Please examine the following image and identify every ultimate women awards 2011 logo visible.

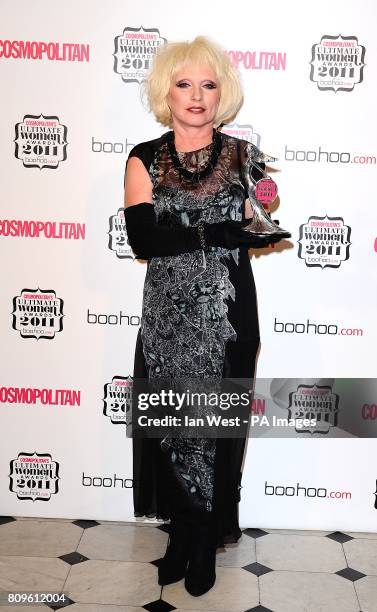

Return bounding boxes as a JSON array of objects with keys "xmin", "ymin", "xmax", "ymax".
[
  {"xmin": 12, "ymin": 288, "xmax": 64, "ymax": 339},
  {"xmin": 9, "ymin": 452, "xmax": 60, "ymax": 501},
  {"xmin": 221, "ymin": 123, "xmax": 261, "ymax": 149},
  {"xmin": 113, "ymin": 26, "xmax": 167, "ymax": 84},
  {"xmin": 310, "ymin": 34, "xmax": 366, "ymax": 92},
  {"xmin": 298, "ymin": 215, "xmax": 351, "ymax": 269},
  {"xmin": 108, "ymin": 208, "xmax": 135, "ymax": 259},
  {"xmin": 14, "ymin": 114, "xmax": 68, "ymax": 169},
  {"xmin": 270, "ymin": 379, "xmax": 339, "ymax": 435},
  {"xmin": 103, "ymin": 376, "xmax": 133, "ymax": 426}
]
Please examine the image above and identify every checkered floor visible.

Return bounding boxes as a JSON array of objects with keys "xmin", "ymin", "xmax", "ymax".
[{"xmin": 0, "ymin": 516, "xmax": 376, "ymax": 611}]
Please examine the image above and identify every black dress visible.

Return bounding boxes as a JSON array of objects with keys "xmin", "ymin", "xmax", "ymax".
[{"xmin": 127, "ymin": 130, "xmax": 267, "ymax": 548}]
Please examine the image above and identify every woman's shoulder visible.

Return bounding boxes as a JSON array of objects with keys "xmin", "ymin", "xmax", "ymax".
[
  {"xmin": 127, "ymin": 132, "xmax": 168, "ymax": 172},
  {"xmin": 220, "ymin": 131, "xmax": 266, "ymax": 160}
]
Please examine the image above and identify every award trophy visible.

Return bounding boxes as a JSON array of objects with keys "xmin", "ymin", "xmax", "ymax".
[{"xmin": 242, "ymin": 149, "xmax": 291, "ymax": 241}]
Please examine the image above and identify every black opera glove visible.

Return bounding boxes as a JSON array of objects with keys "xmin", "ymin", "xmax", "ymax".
[
  {"xmin": 124, "ymin": 203, "xmax": 201, "ymax": 259},
  {"xmin": 203, "ymin": 220, "xmax": 281, "ymax": 249},
  {"xmin": 124, "ymin": 203, "xmax": 276, "ymax": 259}
]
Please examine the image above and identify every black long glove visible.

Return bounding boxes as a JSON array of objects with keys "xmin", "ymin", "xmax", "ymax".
[{"xmin": 124, "ymin": 203, "xmax": 275, "ymax": 259}]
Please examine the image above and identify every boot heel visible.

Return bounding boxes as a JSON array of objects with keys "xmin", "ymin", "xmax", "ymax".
[
  {"xmin": 158, "ymin": 521, "xmax": 191, "ymax": 586},
  {"xmin": 184, "ymin": 523, "xmax": 217, "ymax": 596}
]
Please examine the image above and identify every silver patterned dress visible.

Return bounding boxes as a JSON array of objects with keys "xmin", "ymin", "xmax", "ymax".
[{"xmin": 129, "ymin": 130, "xmax": 264, "ymax": 543}]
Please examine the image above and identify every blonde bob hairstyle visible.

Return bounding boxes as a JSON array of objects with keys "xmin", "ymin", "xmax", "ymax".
[{"xmin": 143, "ymin": 36, "xmax": 243, "ymax": 128}]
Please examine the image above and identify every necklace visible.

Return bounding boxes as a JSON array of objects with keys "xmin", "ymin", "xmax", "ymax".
[{"xmin": 165, "ymin": 129, "xmax": 222, "ymax": 182}]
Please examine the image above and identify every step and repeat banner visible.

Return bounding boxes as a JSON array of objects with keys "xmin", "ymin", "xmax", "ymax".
[{"xmin": 0, "ymin": 0, "xmax": 376, "ymax": 532}]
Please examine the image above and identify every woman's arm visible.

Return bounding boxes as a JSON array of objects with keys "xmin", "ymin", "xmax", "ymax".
[
  {"xmin": 124, "ymin": 154, "xmax": 205, "ymax": 258},
  {"xmin": 124, "ymin": 156, "xmax": 153, "ymax": 207},
  {"xmin": 123, "ymin": 148, "xmax": 276, "ymax": 260}
]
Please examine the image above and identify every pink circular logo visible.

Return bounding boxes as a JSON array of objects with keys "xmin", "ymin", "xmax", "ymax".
[{"xmin": 255, "ymin": 178, "xmax": 278, "ymax": 204}]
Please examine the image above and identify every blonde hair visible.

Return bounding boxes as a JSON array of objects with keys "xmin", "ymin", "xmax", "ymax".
[{"xmin": 143, "ymin": 36, "xmax": 243, "ymax": 128}]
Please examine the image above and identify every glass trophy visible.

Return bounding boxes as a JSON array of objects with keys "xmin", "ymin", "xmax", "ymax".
[{"xmin": 242, "ymin": 152, "xmax": 291, "ymax": 240}]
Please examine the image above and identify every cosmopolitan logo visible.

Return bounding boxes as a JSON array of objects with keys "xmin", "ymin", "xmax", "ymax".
[
  {"xmin": 87, "ymin": 309, "xmax": 140, "ymax": 326},
  {"xmin": 227, "ymin": 49, "xmax": 286, "ymax": 71},
  {"xmin": 9, "ymin": 452, "xmax": 60, "ymax": 501},
  {"xmin": 113, "ymin": 26, "xmax": 166, "ymax": 84},
  {"xmin": 273, "ymin": 317, "xmax": 363, "ymax": 337},
  {"xmin": 251, "ymin": 398, "xmax": 266, "ymax": 415},
  {"xmin": 298, "ymin": 215, "xmax": 351, "ymax": 269},
  {"xmin": 310, "ymin": 34, "xmax": 365, "ymax": 92},
  {"xmin": 103, "ymin": 376, "xmax": 133, "ymax": 425},
  {"xmin": 12, "ymin": 288, "xmax": 64, "ymax": 340},
  {"xmin": 108, "ymin": 208, "xmax": 134, "ymax": 259},
  {"xmin": 265, "ymin": 481, "xmax": 351, "ymax": 500},
  {"xmin": 221, "ymin": 123, "xmax": 261, "ymax": 148},
  {"xmin": 0, "ymin": 219, "xmax": 85, "ymax": 239},
  {"xmin": 0, "ymin": 387, "xmax": 80, "ymax": 406},
  {"xmin": 361, "ymin": 404, "xmax": 377, "ymax": 420},
  {"xmin": 285, "ymin": 145, "xmax": 376, "ymax": 165},
  {"xmin": 82, "ymin": 472, "xmax": 133, "ymax": 488},
  {"xmin": 15, "ymin": 114, "xmax": 68, "ymax": 169},
  {"xmin": 0, "ymin": 39, "xmax": 89, "ymax": 61}
]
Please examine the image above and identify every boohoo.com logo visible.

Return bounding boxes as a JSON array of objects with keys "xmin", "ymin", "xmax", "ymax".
[
  {"xmin": 113, "ymin": 26, "xmax": 166, "ymax": 84},
  {"xmin": 14, "ymin": 114, "xmax": 68, "ymax": 169},
  {"xmin": 108, "ymin": 208, "xmax": 134, "ymax": 259},
  {"xmin": 12, "ymin": 288, "xmax": 64, "ymax": 340},
  {"xmin": 9, "ymin": 452, "xmax": 60, "ymax": 501},
  {"xmin": 310, "ymin": 34, "xmax": 366, "ymax": 92},
  {"xmin": 298, "ymin": 215, "xmax": 351, "ymax": 269},
  {"xmin": 273, "ymin": 318, "xmax": 363, "ymax": 337}
]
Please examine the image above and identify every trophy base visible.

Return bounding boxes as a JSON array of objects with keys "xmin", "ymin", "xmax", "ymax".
[
  {"xmin": 241, "ymin": 223, "xmax": 291, "ymax": 241},
  {"xmin": 242, "ymin": 226, "xmax": 292, "ymax": 242}
]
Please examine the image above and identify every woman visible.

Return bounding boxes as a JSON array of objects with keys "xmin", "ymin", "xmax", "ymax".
[{"xmin": 124, "ymin": 36, "xmax": 289, "ymax": 596}]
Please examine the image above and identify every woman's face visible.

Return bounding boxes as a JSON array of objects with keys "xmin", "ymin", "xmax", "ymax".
[{"xmin": 167, "ymin": 62, "xmax": 220, "ymax": 130}]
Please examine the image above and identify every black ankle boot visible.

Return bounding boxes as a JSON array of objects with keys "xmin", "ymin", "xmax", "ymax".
[
  {"xmin": 184, "ymin": 522, "xmax": 217, "ymax": 596},
  {"xmin": 158, "ymin": 519, "xmax": 191, "ymax": 586}
]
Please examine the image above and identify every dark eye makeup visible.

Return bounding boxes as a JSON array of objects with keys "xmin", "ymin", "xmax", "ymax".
[{"xmin": 175, "ymin": 80, "xmax": 218, "ymax": 89}]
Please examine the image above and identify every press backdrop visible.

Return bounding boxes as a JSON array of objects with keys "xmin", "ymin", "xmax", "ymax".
[{"xmin": 1, "ymin": 0, "xmax": 376, "ymax": 532}]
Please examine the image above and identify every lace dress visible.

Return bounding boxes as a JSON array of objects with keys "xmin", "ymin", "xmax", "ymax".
[{"xmin": 128, "ymin": 130, "xmax": 265, "ymax": 546}]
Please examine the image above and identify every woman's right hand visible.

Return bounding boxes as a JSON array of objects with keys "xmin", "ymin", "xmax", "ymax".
[{"xmin": 203, "ymin": 220, "xmax": 282, "ymax": 249}]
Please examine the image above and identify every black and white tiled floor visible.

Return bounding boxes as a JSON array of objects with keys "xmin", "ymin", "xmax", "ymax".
[{"xmin": 0, "ymin": 516, "xmax": 376, "ymax": 611}]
